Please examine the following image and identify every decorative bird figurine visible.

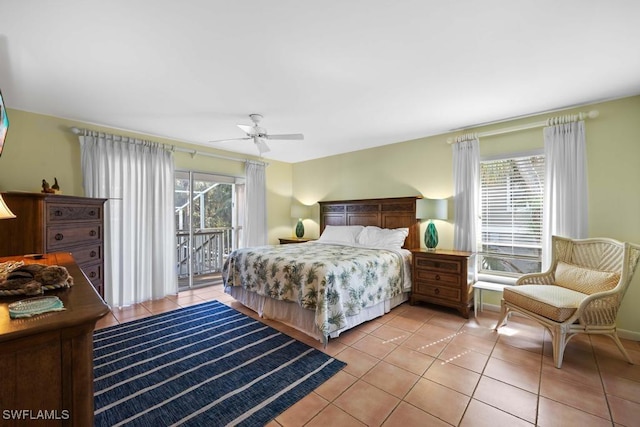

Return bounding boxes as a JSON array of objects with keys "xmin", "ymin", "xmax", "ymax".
[
  {"xmin": 41, "ymin": 179, "xmax": 55, "ymax": 194},
  {"xmin": 52, "ymin": 177, "xmax": 60, "ymax": 193}
]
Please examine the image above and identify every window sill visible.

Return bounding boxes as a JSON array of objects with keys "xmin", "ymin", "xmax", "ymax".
[{"xmin": 477, "ymin": 273, "xmax": 517, "ymax": 286}]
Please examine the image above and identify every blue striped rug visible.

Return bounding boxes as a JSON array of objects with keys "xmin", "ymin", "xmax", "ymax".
[{"xmin": 93, "ymin": 300, "xmax": 346, "ymax": 426}]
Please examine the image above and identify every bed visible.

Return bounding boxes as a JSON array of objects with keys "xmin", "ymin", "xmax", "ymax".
[{"xmin": 222, "ymin": 196, "xmax": 420, "ymax": 343}]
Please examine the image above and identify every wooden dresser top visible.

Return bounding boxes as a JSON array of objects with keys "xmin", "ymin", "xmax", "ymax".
[{"xmin": 0, "ymin": 252, "xmax": 109, "ymax": 342}]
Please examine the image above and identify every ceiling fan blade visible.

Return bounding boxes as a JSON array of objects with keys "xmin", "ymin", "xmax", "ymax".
[
  {"xmin": 265, "ymin": 133, "xmax": 304, "ymax": 140},
  {"xmin": 237, "ymin": 124, "xmax": 255, "ymax": 134},
  {"xmin": 208, "ymin": 137, "xmax": 251, "ymax": 143},
  {"xmin": 255, "ymin": 138, "xmax": 271, "ymax": 154}
]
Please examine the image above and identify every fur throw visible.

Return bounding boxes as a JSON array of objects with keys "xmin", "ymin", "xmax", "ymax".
[{"xmin": 0, "ymin": 264, "xmax": 74, "ymax": 296}]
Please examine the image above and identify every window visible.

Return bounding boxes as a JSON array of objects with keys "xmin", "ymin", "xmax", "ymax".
[{"xmin": 479, "ymin": 153, "xmax": 545, "ymax": 277}]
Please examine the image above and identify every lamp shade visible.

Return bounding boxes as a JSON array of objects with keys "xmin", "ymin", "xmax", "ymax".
[
  {"xmin": 0, "ymin": 194, "xmax": 16, "ymax": 219},
  {"xmin": 290, "ymin": 204, "xmax": 310, "ymax": 219},
  {"xmin": 416, "ymin": 198, "xmax": 447, "ymax": 220}
]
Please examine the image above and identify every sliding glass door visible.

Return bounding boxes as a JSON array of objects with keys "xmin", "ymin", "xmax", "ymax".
[{"xmin": 175, "ymin": 170, "xmax": 242, "ymax": 290}]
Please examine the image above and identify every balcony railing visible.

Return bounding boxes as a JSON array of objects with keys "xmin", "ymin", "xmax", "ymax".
[{"xmin": 176, "ymin": 228, "xmax": 235, "ymax": 279}]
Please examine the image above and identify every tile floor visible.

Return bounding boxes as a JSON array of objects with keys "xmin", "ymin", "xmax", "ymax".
[{"xmin": 95, "ymin": 286, "xmax": 640, "ymax": 426}]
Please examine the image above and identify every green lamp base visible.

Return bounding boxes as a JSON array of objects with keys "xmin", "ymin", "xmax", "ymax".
[
  {"xmin": 425, "ymin": 221, "xmax": 438, "ymax": 250},
  {"xmin": 295, "ymin": 219, "xmax": 305, "ymax": 238}
]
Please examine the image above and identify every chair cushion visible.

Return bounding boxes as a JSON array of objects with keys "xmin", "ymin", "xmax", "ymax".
[
  {"xmin": 554, "ymin": 261, "xmax": 620, "ymax": 294},
  {"xmin": 504, "ymin": 285, "xmax": 587, "ymax": 322}
]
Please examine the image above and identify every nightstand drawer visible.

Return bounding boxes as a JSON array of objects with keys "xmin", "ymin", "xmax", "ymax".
[
  {"xmin": 414, "ymin": 269, "xmax": 460, "ymax": 287},
  {"xmin": 415, "ymin": 283, "xmax": 460, "ymax": 301},
  {"xmin": 415, "ymin": 257, "xmax": 462, "ymax": 274}
]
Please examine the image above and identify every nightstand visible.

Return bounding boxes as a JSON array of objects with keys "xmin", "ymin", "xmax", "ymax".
[
  {"xmin": 278, "ymin": 237, "xmax": 315, "ymax": 244},
  {"xmin": 410, "ymin": 248, "xmax": 475, "ymax": 318}
]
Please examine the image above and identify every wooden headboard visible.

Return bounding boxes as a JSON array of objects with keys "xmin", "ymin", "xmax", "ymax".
[{"xmin": 318, "ymin": 196, "xmax": 421, "ymax": 249}]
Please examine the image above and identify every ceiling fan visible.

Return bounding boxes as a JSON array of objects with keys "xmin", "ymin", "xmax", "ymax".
[{"xmin": 209, "ymin": 114, "xmax": 304, "ymax": 155}]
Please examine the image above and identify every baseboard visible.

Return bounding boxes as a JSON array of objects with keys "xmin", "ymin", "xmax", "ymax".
[
  {"xmin": 480, "ymin": 302, "xmax": 501, "ymax": 312},
  {"xmin": 618, "ymin": 329, "xmax": 640, "ymax": 341},
  {"xmin": 480, "ymin": 302, "xmax": 640, "ymax": 342}
]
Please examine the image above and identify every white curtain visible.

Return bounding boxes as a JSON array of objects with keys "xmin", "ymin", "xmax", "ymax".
[
  {"xmin": 243, "ymin": 161, "xmax": 267, "ymax": 247},
  {"xmin": 79, "ymin": 132, "xmax": 176, "ymax": 307},
  {"xmin": 234, "ymin": 181, "xmax": 246, "ymax": 249},
  {"xmin": 542, "ymin": 120, "xmax": 588, "ymax": 269},
  {"xmin": 452, "ymin": 138, "xmax": 480, "ymax": 253}
]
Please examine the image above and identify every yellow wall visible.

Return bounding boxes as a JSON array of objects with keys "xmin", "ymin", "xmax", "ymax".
[
  {"xmin": 293, "ymin": 95, "xmax": 640, "ymax": 335},
  {"xmin": 0, "ymin": 109, "xmax": 293, "ymax": 245},
  {"xmin": 2, "ymin": 96, "xmax": 639, "ymax": 334}
]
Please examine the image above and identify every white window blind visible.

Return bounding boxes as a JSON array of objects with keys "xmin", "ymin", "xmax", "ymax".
[{"xmin": 479, "ymin": 154, "xmax": 545, "ymax": 276}]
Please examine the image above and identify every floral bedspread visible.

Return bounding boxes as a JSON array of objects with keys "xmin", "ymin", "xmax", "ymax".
[{"xmin": 222, "ymin": 242, "xmax": 408, "ymax": 339}]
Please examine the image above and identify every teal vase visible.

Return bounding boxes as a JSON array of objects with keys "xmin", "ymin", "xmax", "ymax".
[
  {"xmin": 295, "ymin": 219, "xmax": 304, "ymax": 238},
  {"xmin": 425, "ymin": 221, "xmax": 438, "ymax": 250}
]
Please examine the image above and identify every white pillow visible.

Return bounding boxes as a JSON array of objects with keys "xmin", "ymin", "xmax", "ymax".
[
  {"xmin": 318, "ymin": 225, "xmax": 364, "ymax": 244},
  {"xmin": 357, "ymin": 226, "xmax": 409, "ymax": 249}
]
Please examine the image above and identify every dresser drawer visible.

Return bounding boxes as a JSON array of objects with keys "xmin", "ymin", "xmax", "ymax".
[
  {"xmin": 47, "ymin": 203, "xmax": 103, "ymax": 223},
  {"xmin": 47, "ymin": 224, "xmax": 102, "ymax": 249},
  {"xmin": 414, "ymin": 257, "xmax": 462, "ymax": 274},
  {"xmin": 92, "ymin": 281, "xmax": 104, "ymax": 299},
  {"xmin": 79, "ymin": 261, "xmax": 102, "ymax": 286},
  {"xmin": 70, "ymin": 244, "xmax": 102, "ymax": 265},
  {"xmin": 415, "ymin": 283, "xmax": 460, "ymax": 302},
  {"xmin": 414, "ymin": 269, "xmax": 460, "ymax": 287}
]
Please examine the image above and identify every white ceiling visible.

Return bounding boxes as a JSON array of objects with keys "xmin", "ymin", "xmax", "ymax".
[{"xmin": 1, "ymin": 1, "xmax": 639, "ymax": 163}]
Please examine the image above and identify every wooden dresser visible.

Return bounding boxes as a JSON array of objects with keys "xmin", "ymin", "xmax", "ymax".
[
  {"xmin": 410, "ymin": 249, "xmax": 475, "ymax": 318},
  {"xmin": 0, "ymin": 193, "xmax": 107, "ymax": 298},
  {"xmin": 0, "ymin": 252, "xmax": 110, "ymax": 426}
]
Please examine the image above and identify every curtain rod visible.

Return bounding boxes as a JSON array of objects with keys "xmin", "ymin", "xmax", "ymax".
[
  {"xmin": 446, "ymin": 110, "xmax": 599, "ymax": 144},
  {"xmin": 69, "ymin": 127, "xmax": 267, "ymax": 165}
]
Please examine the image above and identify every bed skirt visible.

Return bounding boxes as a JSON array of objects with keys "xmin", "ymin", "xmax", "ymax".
[{"xmin": 225, "ymin": 286, "xmax": 409, "ymax": 342}]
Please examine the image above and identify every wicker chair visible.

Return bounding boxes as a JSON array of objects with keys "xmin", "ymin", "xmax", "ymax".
[{"xmin": 495, "ymin": 235, "xmax": 640, "ymax": 368}]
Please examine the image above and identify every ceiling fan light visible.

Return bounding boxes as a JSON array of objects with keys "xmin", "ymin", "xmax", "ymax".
[
  {"xmin": 220, "ymin": 114, "xmax": 300, "ymax": 155},
  {"xmin": 255, "ymin": 138, "xmax": 271, "ymax": 154}
]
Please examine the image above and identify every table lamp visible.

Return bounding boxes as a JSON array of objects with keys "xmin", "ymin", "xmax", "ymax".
[
  {"xmin": 0, "ymin": 194, "xmax": 16, "ymax": 219},
  {"xmin": 416, "ymin": 198, "xmax": 447, "ymax": 250},
  {"xmin": 290, "ymin": 204, "xmax": 310, "ymax": 238}
]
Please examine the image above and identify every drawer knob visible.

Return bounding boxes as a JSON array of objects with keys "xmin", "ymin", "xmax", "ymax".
[
  {"xmin": 435, "ymin": 288, "xmax": 440, "ymax": 295},
  {"xmin": 435, "ymin": 274, "xmax": 441, "ymax": 281},
  {"xmin": 55, "ymin": 233, "xmax": 64, "ymax": 241},
  {"xmin": 89, "ymin": 210, "xmax": 96, "ymax": 216},
  {"xmin": 54, "ymin": 210, "xmax": 63, "ymax": 216},
  {"xmin": 89, "ymin": 230, "xmax": 97, "ymax": 237},
  {"xmin": 89, "ymin": 272, "xmax": 97, "ymax": 278},
  {"xmin": 90, "ymin": 250, "xmax": 97, "ymax": 258}
]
